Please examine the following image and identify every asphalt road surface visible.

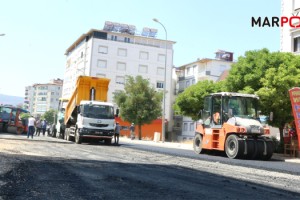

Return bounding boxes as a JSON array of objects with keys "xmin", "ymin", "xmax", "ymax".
[{"xmin": 1, "ymin": 134, "xmax": 300, "ymax": 200}]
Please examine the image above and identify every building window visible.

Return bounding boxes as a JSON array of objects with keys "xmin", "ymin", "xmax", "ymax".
[
  {"xmin": 157, "ymin": 67, "xmax": 164, "ymax": 76},
  {"xmin": 124, "ymin": 37, "xmax": 131, "ymax": 43},
  {"xmin": 118, "ymin": 48, "xmax": 127, "ymax": 57},
  {"xmin": 37, "ymin": 97, "xmax": 47, "ymax": 101},
  {"xmin": 190, "ymin": 123, "xmax": 194, "ymax": 131},
  {"xmin": 187, "ymin": 67, "xmax": 193, "ymax": 75},
  {"xmin": 96, "ymin": 73, "xmax": 106, "ymax": 78},
  {"xmin": 117, "ymin": 62, "xmax": 126, "ymax": 71},
  {"xmin": 156, "ymin": 81, "xmax": 164, "ymax": 89},
  {"xmin": 116, "ymin": 76, "xmax": 125, "ymax": 85},
  {"xmin": 183, "ymin": 123, "xmax": 188, "ymax": 131},
  {"xmin": 294, "ymin": 37, "xmax": 300, "ymax": 52},
  {"xmin": 158, "ymin": 54, "xmax": 165, "ymax": 62},
  {"xmin": 138, "ymin": 65, "xmax": 148, "ymax": 73},
  {"xmin": 38, "ymin": 86, "xmax": 48, "ymax": 90},
  {"xmin": 38, "ymin": 92, "xmax": 47, "ymax": 95},
  {"xmin": 97, "ymin": 60, "xmax": 107, "ymax": 68},
  {"xmin": 140, "ymin": 51, "xmax": 149, "ymax": 60},
  {"xmin": 186, "ymin": 80, "xmax": 190, "ymax": 87},
  {"xmin": 111, "ymin": 35, "xmax": 117, "ymax": 41},
  {"xmin": 98, "ymin": 46, "xmax": 108, "ymax": 54}
]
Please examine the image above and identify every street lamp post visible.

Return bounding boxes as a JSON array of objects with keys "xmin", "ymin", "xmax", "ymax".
[{"xmin": 153, "ymin": 18, "xmax": 167, "ymax": 143}]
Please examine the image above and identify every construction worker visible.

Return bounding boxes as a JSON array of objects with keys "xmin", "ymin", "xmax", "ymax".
[{"xmin": 114, "ymin": 122, "xmax": 120, "ymax": 144}]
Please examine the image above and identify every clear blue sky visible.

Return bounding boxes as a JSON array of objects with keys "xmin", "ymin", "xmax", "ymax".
[{"xmin": 0, "ymin": 0, "xmax": 280, "ymax": 97}]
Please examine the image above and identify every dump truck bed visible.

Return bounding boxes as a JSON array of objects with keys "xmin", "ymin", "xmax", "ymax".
[{"xmin": 64, "ymin": 76, "xmax": 110, "ymax": 125}]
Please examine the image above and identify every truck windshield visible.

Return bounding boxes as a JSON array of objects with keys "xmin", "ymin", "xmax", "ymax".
[
  {"xmin": 82, "ymin": 104, "xmax": 114, "ymax": 119},
  {"xmin": 0, "ymin": 107, "xmax": 12, "ymax": 121},
  {"xmin": 223, "ymin": 96, "xmax": 258, "ymax": 119}
]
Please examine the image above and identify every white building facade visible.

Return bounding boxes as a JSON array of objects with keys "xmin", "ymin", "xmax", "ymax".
[
  {"xmin": 173, "ymin": 50, "xmax": 234, "ymax": 141},
  {"xmin": 62, "ymin": 22, "xmax": 176, "ymax": 134},
  {"xmin": 281, "ymin": 0, "xmax": 300, "ymax": 54},
  {"xmin": 24, "ymin": 79, "xmax": 63, "ymax": 117}
]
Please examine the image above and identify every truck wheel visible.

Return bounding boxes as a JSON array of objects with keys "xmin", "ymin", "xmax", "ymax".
[
  {"xmin": 67, "ymin": 132, "xmax": 71, "ymax": 141},
  {"xmin": 75, "ymin": 129, "xmax": 82, "ymax": 144},
  {"xmin": 262, "ymin": 140, "xmax": 274, "ymax": 160},
  {"xmin": 255, "ymin": 139, "xmax": 265, "ymax": 159},
  {"xmin": 3, "ymin": 123, "xmax": 8, "ymax": 133},
  {"xmin": 193, "ymin": 134, "xmax": 203, "ymax": 154},
  {"xmin": 245, "ymin": 139, "xmax": 255, "ymax": 159},
  {"xmin": 225, "ymin": 135, "xmax": 243, "ymax": 159}
]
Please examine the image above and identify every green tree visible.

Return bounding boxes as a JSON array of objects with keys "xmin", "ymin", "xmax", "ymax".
[
  {"xmin": 42, "ymin": 109, "xmax": 57, "ymax": 124},
  {"xmin": 225, "ymin": 49, "xmax": 300, "ymax": 144},
  {"xmin": 257, "ymin": 64, "xmax": 300, "ymax": 143},
  {"xmin": 113, "ymin": 76, "xmax": 163, "ymax": 140},
  {"xmin": 225, "ymin": 48, "xmax": 272, "ymax": 93},
  {"xmin": 174, "ymin": 80, "xmax": 223, "ymax": 120},
  {"xmin": 20, "ymin": 112, "xmax": 30, "ymax": 119}
]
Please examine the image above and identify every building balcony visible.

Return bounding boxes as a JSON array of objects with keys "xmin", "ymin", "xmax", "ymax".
[{"xmin": 178, "ymin": 76, "xmax": 185, "ymax": 81}]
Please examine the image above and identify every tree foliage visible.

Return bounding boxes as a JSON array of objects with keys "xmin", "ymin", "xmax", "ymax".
[
  {"xmin": 174, "ymin": 80, "xmax": 224, "ymax": 120},
  {"xmin": 42, "ymin": 109, "xmax": 57, "ymax": 124},
  {"xmin": 113, "ymin": 76, "xmax": 163, "ymax": 140},
  {"xmin": 225, "ymin": 48, "xmax": 272, "ymax": 93},
  {"xmin": 257, "ymin": 63, "xmax": 300, "ymax": 136},
  {"xmin": 225, "ymin": 49, "xmax": 300, "ymax": 143},
  {"xmin": 20, "ymin": 112, "xmax": 30, "ymax": 119}
]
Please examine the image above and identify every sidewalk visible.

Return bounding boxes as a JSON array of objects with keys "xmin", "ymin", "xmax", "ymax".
[{"xmin": 119, "ymin": 136, "xmax": 300, "ymax": 163}]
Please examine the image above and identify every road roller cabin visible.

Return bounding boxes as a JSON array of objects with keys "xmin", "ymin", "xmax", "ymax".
[{"xmin": 193, "ymin": 92, "xmax": 274, "ymax": 160}]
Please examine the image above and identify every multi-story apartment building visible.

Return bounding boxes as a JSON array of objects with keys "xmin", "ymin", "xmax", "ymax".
[
  {"xmin": 173, "ymin": 50, "xmax": 234, "ymax": 141},
  {"xmin": 24, "ymin": 79, "xmax": 63, "ymax": 117},
  {"xmin": 281, "ymin": 0, "xmax": 300, "ymax": 54},
  {"xmin": 62, "ymin": 21, "xmax": 176, "ymax": 134}
]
